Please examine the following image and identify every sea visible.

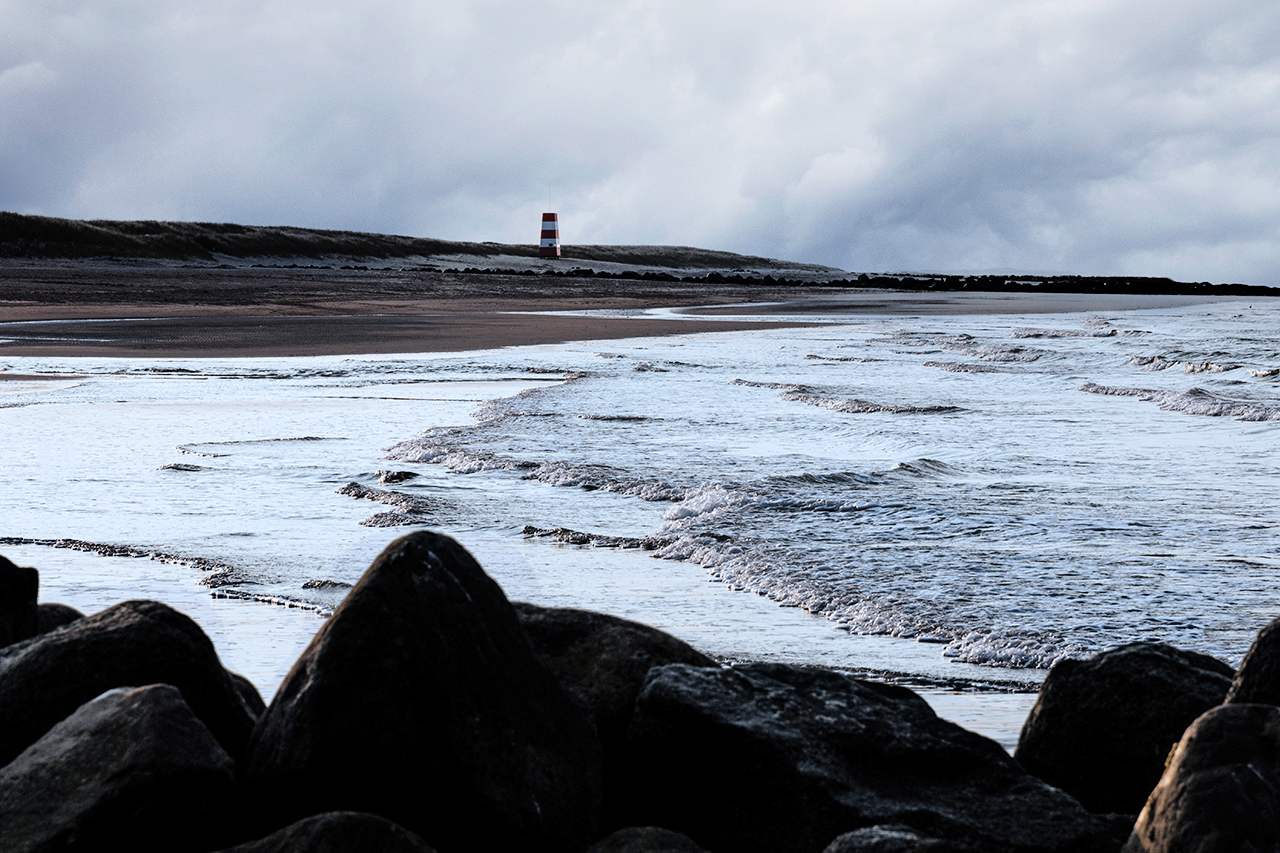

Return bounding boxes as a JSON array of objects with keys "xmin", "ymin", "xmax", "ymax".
[{"xmin": 3, "ymin": 294, "xmax": 1278, "ymax": 748}]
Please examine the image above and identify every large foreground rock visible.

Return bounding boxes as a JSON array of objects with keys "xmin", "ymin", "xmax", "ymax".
[
  {"xmin": 215, "ymin": 812, "xmax": 436, "ymax": 853},
  {"xmin": 1226, "ymin": 617, "xmax": 1280, "ymax": 705},
  {"xmin": 0, "ymin": 599, "xmax": 260, "ymax": 767},
  {"xmin": 0, "ymin": 684, "xmax": 235, "ymax": 852},
  {"xmin": 244, "ymin": 531, "xmax": 603, "ymax": 853},
  {"xmin": 36, "ymin": 602, "xmax": 84, "ymax": 635},
  {"xmin": 1014, "ymin": 642, "xmax": 1233, "ymax": 814},
  {"xmin": 1123, "ymin": 703, "xmax": 1280, "ymax": 852},
  {"xmin": 0, "ymin": 555, "xmax": 39, "ymax": 648},
  {"xmin": 513, "ymin": 601, "xmax": 717, "ymax": 827},
  {"xmin": 513, "ymin": 602, "xmax": 717, "ymax": 747},
  {"xmin": 624, "ymin": 662, "xmax": 1125, "ymax": 853}
]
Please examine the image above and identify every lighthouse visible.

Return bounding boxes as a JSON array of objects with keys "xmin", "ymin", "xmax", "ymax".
[{"xmin": 539, "ymin": 212, "xmax": 561, "ymax": 258}]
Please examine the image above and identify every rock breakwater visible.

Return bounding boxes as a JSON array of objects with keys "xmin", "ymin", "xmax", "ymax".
[{"xmin": 3, "ymin": 536, "xmax": 1280, "ymax": 852}]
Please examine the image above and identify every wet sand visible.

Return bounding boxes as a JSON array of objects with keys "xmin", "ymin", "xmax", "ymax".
[{"xmin": 0, "ymin": 263, "xmax": 1245, "ymax": 358}]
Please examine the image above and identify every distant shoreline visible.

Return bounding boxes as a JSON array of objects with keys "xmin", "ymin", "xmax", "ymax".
[{"xmin": 0, "ymin": 262, "xmax": 1259, "ymax": 359}]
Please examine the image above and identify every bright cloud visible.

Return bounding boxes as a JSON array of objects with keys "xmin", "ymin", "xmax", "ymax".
[{"xmin": 2, "ymin": 0, "xmax": 1279, "ymax": 282}]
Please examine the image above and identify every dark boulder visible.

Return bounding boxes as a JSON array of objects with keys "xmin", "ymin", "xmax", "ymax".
[
  {"xmin": 587, "ymin": 826, "xmax": 707, "ymax": 853},
  {"xmin": 513, "ymin": 602, "xmax": 716, "ymax": 746},
  {"xmin": 624, "ymin": 662, "xmax": 1125, "ymax": 853},
  {"xmin": 0, "ymin": 683, "xmax": 235, "ymax": 853},
  {"xmin": 824, "ymin": 825, "xmax": 979, "ymax": 852},
  {"xmin": 214, "ymin": 812, "xmax": 436, "ymax": 853},
  {"xmin": 1226, "ymin": 617, "xmax": 1280, "ymax": 705},
  {"xmin": 513, "ymin": 601, "xmax": 717, "ymax": 827},
  {"xmin": 0, "ymin": 599, "xmax": 259, "ymax": 767},
  {"xmin": 230, "ymin": 672, "xmax": 267, "ymax": 718},
  {"xmin": 1014, "ymin": 642, "xmax": 1233, "ymax": 815},
  {"xmin": 1122, "ymin": 703, "xmax": 1280, "ymax": 852},
  {"xmin": 0, "ymin": 555, "xmax": 39, "ymax": 648},
  {"xmin": 244, "ymin": 531, "xmax": 603, "ymax": 853},
  {"xmin": 36, "ymin": 602, "xmax": 84, "ymax": 635}
]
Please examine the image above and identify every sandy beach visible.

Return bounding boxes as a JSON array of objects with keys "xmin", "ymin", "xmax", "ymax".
[{"xmin": 0, "ymin": 263, "xmax": 1241, "ymax": 358}]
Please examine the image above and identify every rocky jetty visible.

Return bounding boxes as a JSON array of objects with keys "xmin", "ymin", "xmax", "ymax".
[{"xmin": 0, "ymin": 535, "xmax": 1276, "ymax": 852}]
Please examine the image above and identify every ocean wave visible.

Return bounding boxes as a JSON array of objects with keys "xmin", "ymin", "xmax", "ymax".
[
  {"xmin": 336, "ymin": 481, "xmax": 442, "ymax": 514},
  {"xmin": 1129, "ymin": 356, "xmax": 1237, "ymax": 374},
  {"xmin": 384, "ymin": 439, "xmax": 688, "ymax": 501},
  {"xmin": 768, "ymin": 470, "xmax": 877, "ymax": 487},
  {"xmin": 923, "ymin": 361, "xmax": 1001, "ymax": 373},
  {"xmin": 779, "ymin": 391, "xmax": 960, "ymax": 415},
  {"xmin": 731, "ymin": 375, "xmax": 960, "ymax": 415},
  {"xmin": 660, "ymin": 482, "xmax": 878, "ymax": 522},
  {"xmin": 1128, "ymin": 356, "xmax": 1178, "ymax": 371},
  {"xmin": 942, "ymin": 630, "xmax": 1091, "ymax": 669},
  {"xmin": 1011, "ymin": 327, "xmax": 1118, "ymax": 338},
  {"xmin": 377, "ymin": 469, "xmax": 419, "ymax": 484},
  {"xmin": 949, "ymin": 344, "xmax": 1045, "ymax": 363},
  {"xmin": 521, "ymin": 525, "xmax": 673, "ymax": 550},
  {"xmin": 1080, "ymin": 383, "xmax": 1280, "ymax": 421},
  {"xmin": 1251, "ymin": 368, "xmax": 1280, "ymax": 379},
  {"xmin": 729, "ymin": 378, "xmax": 811, "ymax": 392},
  {"xmin": 804, "ymin": 354, "xmax": 881, "ymax": 362},
  {"xmin": 469, "ymin": 374, "xmax": 588, "ymax": 425},
  {"xmin": 883, "ymin": 331, "xmax": 1045, "ymax": 363},
  {"xmin": 0, "ymin": 535, "xmax": 241, "ymax": 587},
  {"xmin": 642, "ymin": 530, "xmax": 1086, "ymax": 669},
  {"xmin": 887, "ymin": 458, "xmax": 962, "ymax": 478}
]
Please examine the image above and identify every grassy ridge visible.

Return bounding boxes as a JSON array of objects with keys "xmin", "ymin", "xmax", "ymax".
[{"xmin": 0, "ymin": 212, "xmax": 831, "ymax": 271}]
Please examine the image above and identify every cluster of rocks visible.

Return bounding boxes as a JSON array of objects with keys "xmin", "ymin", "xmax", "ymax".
[{"xmin": 3, "ymin": 535, "xmax": 1280, "ymax": 852}]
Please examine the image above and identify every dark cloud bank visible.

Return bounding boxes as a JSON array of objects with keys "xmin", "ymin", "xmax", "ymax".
[{"xmin": 3, "ymin": 1, "xmax": 1279, "ymax": 283}]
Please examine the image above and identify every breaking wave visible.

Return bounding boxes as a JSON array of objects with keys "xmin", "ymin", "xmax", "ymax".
[
  {"xmin": 1080, "ymin": 383, "xmax": 1280, "ymax": 421},
  {"xmin": 1011, "ymin": 327, "xmax": 1118, "ymax": 338},
  {"xmin": 1128, "ymin": 356, "xmax": 1237, "ymax": 374},
  {"xmin": 778, "ymin": 391, "xmax": 960, "ymax": 415},
  {"xmin": 923, "ymin": 361, "xmax": 1001, "ymax": 374}
]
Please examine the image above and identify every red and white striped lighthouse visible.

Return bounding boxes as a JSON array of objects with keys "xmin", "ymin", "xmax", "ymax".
[{"xmin": 539, "ymin": 212, "xmax": 561, "ymax": 258}]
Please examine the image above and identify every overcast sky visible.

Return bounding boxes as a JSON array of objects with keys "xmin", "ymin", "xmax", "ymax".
[{"xmin": 3, "ymin": 1, "xmax": 1279, "ymax": 282}]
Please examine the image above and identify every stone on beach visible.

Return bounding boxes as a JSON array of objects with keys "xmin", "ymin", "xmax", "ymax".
[
  {"xmin": 1225, "ymin": 616, "xmax": 1280, "ymax": 705},
  {"xmin": 1014, "ymin": 642, "xmax": 1234, "ymax": 815},
  {"xmin": 0, "ymin": 684, "xmax": 235, "ymax": 853},
  {"xmin": 623, "ymin": 661, "xmax": 1125, "ymax": 853},
  {"xmin": 36, "ymin": 601, "xmax": 84, "ymax": 634},
  {"xmin": 513, "ymin": 601, "xmax": 717, "ymax": 828},
  {"xmin": 1122, "ymin": 703, "xmax": 1280, "ymax": 853},
  {"xmin": 0, "ymin": 598, "xmax": 260, "ymax": 768},
  {"xmin": 244, "ymin": 531, "xmax": 603, "ymax": 853},
  {"xmin": 213, "ymin": 812, "xmax": 436, "ymax": 853},
  {"xmin": 0, "ymin": 555, "xmax": 39, "ymax": 648}
]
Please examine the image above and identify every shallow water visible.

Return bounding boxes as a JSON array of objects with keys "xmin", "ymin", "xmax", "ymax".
[{"xmin": 2, "ymin": 299, "xmax": 1278, "ymax": 712}]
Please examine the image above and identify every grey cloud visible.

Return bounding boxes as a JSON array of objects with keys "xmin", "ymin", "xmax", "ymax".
[{"xmin": 2, "ymin": 0, "xmax": 1278, "ymax": 283}]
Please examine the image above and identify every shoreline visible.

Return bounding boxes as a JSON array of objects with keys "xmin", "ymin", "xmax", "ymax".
[
  {"xmin": 9, "ymin": 539, "xmax": 1039, "ymax": 752},
  {"xmin": 0, "ymin": 263, "xmax": 1256, "ymax": 359},
  {"xmin": 3, "ymin": 270, "xmax": 1264, "ymax": 752}
]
